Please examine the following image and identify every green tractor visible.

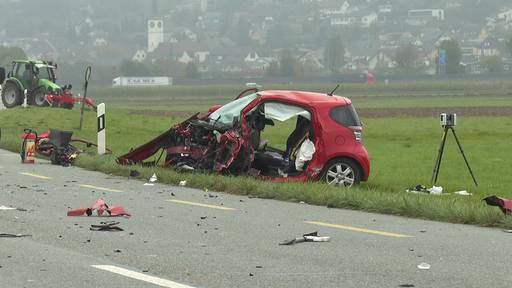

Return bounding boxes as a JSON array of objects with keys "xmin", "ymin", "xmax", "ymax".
[{"xmin": 0, "ymin": 60, "xmax": 73, "ymax": 108}]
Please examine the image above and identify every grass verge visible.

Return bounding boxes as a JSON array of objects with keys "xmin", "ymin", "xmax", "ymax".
[{"xmin": 1, "ymin": 107, "xmax": 511, "ymax": 228}]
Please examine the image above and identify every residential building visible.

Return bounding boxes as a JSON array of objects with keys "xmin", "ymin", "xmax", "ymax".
[{"xmin": 408, "ymin": 9, "xmax": 445, "ymax": 21}]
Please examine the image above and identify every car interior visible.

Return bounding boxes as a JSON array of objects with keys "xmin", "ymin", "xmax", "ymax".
[{"xmin": 247, "ymin": 102, "xmax": 314, "ymax": 177}]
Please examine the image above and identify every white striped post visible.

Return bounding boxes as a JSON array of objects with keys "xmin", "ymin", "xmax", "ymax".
[{"xmin": 97, "ymin": 103, "xmax": 106, "ymax": 155}]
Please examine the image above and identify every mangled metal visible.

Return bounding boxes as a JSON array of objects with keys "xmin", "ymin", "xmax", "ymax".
[{"xmin": 20, "ymin": 128, "xmax": 111, "ymax": 166}]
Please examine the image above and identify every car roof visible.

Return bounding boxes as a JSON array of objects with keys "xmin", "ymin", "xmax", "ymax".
[{"xmin": 258, "ymin": 90, "xmax": 351, "ymax": 107}]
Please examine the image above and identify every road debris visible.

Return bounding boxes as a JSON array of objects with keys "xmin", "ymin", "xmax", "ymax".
[
  {"xmin": 129, "ymin": 170, "xmax": 140, "ymax": 178},
  {"xmin": 143, "ymin": 173, "xmax": 158, "ymax": 186},
  {"xmin": 454, "ymin": 190, "xmax": 472, "ymax": 196},
  {"xmin": 90, "ymin": 221, "xmax": 124, "ymax": 232},
  {"xmin": 427, "ymin": 186, "xmax": 443, "ymax": 195},
  {"xmin": 407, "ymin": 184, "xmax": 446, "ymax": 195},
  {"xmin": 0, "ymin": 233, "xmax": 32, "ymax": 238},
  {"xmin": 19, "ymin": 128, "xmax": 113, "ymax": 166},
  {"xmin": 279, "ymin": 231, "xmax": 330, "ymax": 245},
  {"xmin": 406, "ymin": 184, "xmax": 427, "ymax": 193},
  {"xmin": 67, "ymin": 198, "xmax": 131, "ymax": 217},
  {"xmin": 483, "ymin": 195, "xmax": 512, "ymax": 214},
  {"xmin": 417, "ymin": 263, "xmax": 431, "ymax": 270}
]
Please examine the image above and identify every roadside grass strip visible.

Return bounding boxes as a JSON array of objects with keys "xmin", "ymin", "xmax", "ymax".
[
  {"xmin": 91, "ymin": 265, "xmax": 195, "ymax": 288},
  {"xmin": 2, "ymin": 107, "xmax": 512, "ymax": 228},
  {"xmin": 19, "ymin": 172, "xmax": 51, "ymax": 180},
  {"xmin": 305, "ymin": 221, "xmax": 414, "ymax": 238},
  {"xmin": 168, "ymin": 199, "xmax": 236, "ymax": 211},
  {"xmin": 79, "ymin": 184, "xmax": 122, "ymax": 193}
]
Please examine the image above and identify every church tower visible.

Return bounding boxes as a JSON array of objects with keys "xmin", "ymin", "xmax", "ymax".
[{"xmin": 148, "ymin": 20, "xmax": 163, "ymax": 53}]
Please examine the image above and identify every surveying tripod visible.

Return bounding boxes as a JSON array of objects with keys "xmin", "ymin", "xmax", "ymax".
[{"xmin": 431, "ymin": 125, "xmax": 478, "ymax": 186}]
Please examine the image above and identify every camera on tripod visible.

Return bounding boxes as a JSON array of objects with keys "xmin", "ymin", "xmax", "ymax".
[
  {"xmin": 440, "ymin": 113, "xmax": 456, "ymax": 127},
  {"xmin": 432, "ymin": 112, "xmax": 478, "ymax": 187}
]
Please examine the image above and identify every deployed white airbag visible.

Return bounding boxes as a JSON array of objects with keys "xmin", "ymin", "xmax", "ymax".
[{"xmin": 295, "ymin": 139, "xmax": 316, "ymax": 171}]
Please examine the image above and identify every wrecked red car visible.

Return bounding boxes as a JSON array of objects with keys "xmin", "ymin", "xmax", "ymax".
[{"xmin": 118, "ymin": 90, "xmax": 370, "ymax": 187}]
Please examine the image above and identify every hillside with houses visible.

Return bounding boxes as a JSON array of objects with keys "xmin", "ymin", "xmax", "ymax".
[{"xmin": 1, "ymin": 0, "xmax": 512, "ymax": 84}]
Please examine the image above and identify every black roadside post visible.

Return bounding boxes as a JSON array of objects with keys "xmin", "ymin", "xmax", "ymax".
[{"xmin": 79, "ymin": 66, "xmax": 92, "ymax": 130}]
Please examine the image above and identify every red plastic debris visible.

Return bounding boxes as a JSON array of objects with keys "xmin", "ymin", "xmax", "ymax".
[
  {"xmin": 67, "ymin": 198, "xmax": 131, "ymax": 217},
  {"xmin": 483, "ymin": 196, "xmax": 512, "ymax": 214}
]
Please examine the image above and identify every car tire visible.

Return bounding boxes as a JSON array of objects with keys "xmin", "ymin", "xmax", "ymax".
[
  {"xmin": 1, "ymin": 82, "xmax": 23, "ymax": 108},
  {"xmin": 31, "ymin": 88, "xmax": 49, "ymax": 107},
  {"xmin": 321, "ymin": 158, "xmax": 361, "ymax": 187}
]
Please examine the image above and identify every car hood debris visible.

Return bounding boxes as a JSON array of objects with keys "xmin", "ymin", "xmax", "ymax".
[{"xmin": 67, "ymin": 198, "xmax": 131, "ymax": 217}]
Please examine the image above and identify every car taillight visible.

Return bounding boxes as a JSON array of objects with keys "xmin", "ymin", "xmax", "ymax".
[{"xmin": 350, "ymin": 126, "xmax": 363, "ymax": 143}]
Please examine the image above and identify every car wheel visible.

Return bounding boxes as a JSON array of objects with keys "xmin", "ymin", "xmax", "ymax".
[
  {"xmin": 321, "ymin": 158, "xmax": 361, "ymax": 187},
  {"xmin": 1, "ymin": 82, "xmax": 22, "ymax": 108},
  {"xmin": 31, "ymin": 88, "xmax": 49, "ymax": 107}
]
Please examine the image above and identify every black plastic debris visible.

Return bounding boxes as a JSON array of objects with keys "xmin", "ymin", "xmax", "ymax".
[
  {"xmin": 129, "ymin": 170, "xmax": 140, "ymax": 178},
  {"xmin": 90, "ymin": 221, "xmax": 124, "ymax": 232},
  {"xmin": 279, "ymin": 231, "xmax": 330, "ymax": 245}
]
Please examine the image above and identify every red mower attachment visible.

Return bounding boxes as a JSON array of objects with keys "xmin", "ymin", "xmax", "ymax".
[{"xmin": 45, "ymin": 85, "xmax": 96, "ymax": 110}]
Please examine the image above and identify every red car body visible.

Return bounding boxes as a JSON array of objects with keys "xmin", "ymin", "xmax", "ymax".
[{"xmin": 118, "ymin": 90, "xmax": 370, "ymax": 186}]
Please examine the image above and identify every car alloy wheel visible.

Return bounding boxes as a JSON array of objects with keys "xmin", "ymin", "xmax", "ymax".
[{"xmin": 325, "ymin": 162, "xmax": 356, "ymax": 187}]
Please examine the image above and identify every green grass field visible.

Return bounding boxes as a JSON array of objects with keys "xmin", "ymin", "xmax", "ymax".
[
  {"xmin": 91, "ymin": 81, "xmax": 512, "ymax": 111},
  {"xmin": 1, "ymin": 81, "xmax": 512, "ymax": 227}
]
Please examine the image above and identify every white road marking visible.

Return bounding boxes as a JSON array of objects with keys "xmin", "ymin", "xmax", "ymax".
[
  {"xmin": 80, "ymin": 184, "xmax": 122, "ymax": 193},
  {"xmin": 91, "ymin": 265, "xmax": 195, "ymax": 288},
  {"xmin": 168, "ymin": 199, "xmax": 236, "ymax": 211},
  {"xmin": 305, "ymin": 221, "xmax": 414, "ymax": 238},
  {"xmin": 20, "ymin": 172, "xmax": 51, "ymax": 180}
]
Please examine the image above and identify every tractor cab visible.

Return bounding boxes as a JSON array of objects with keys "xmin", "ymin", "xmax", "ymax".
[{"xmin": 8, "ymin": 61, "xmax": 57, "ymax": 92}]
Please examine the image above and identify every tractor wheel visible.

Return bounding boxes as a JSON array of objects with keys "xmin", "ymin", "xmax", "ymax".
[
  {"xmin": 1, "ymin": 82, "xmax": 22, "ymax": 108},
  {"xmin": 31, "ymin": 88, "xmax": 49, "ymax": 107}
]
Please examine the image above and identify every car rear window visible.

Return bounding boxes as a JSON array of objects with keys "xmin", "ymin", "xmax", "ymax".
[{"xmin": 330, "ymin": 105, "xmax": 361, "ymax": 127}]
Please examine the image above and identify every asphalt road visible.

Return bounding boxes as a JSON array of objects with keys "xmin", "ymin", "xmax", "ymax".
[{"xmin": 0, "ymin": 148, "xmax": 511, "ymax": 288}]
